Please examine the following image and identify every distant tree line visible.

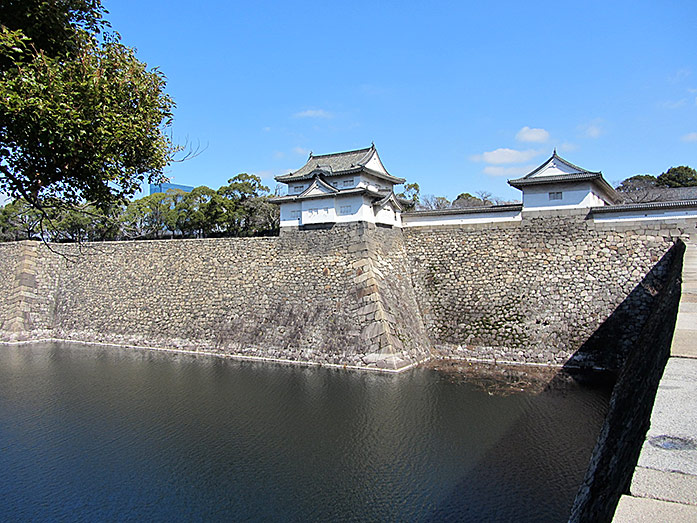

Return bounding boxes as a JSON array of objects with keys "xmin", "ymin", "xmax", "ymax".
[
  {"xmin": 3, "ymin": 165, "xmax": 694, "ymax": 242},
  {"xmin": 398, "ymin": 183, "xmax": 517, "ymax": 211},
  {"xmin": 615, "ymin": 166, "xmax": 697, "ymax": 202},
  {"xmin": 0, "ymin": 174, "xmax": 279, "ymax": 242},
  {"xmin": 400, "ymin": 165, "xmax": 697, "ymax": 210}
]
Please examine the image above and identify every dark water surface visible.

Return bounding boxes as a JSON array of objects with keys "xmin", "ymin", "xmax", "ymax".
[{"xmin": 0, "ymin": 343, "xmax": 611, "ymax": 522}]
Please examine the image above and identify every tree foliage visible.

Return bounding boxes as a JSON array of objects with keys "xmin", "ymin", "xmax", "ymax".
[
  {"xmin": 452, "ymin": 192, "xmax": 488, "ymax": 208},
  {"xmin": 615, "ymin": 174, "xmax": 659, "ymax": 202},
  {"xmin": 396, "ymin": 182, "xmax": 420, "ymax": 210},
  {"xmin": 656, "ymin": 166, "xmax": 697, "ymax": 188},
  {"xmin": 0, "ymin": 174, "xmax": 280, "ymax": 242},
  {"xmin": 0, "ymin": 0, "xmax": 176, "ymax": 216},
  {"xmin": 418, "ymin": 195, "xmax": 451, "ymax": 210}
]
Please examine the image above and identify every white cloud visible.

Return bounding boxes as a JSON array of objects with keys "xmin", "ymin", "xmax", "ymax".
[
  {"xmin": 483, "ymin": 165, "xmax": 536, "ymax": 177},
  {"xmin": 670, "ymin": 68, "xmax": 691, "ymax": 83},
  {"xmin": 293, "ymin": 147, "xmax": 309, "ymax": 156},
  {"xmin": 682, "ymin": 132, "xmax": 697, "ymax": 143},
  {"xmin": 515, "ymin": 126, "xmax": 550, "ymax": 143},
  {"xmin": 272, "ymin": 151, "xmax": 285, "ymax": 159},
  {"xmin": 262, "ymin": 126, "xmax": 271, "ymax": 132},
  {"xmin": 579, "ymin": 120, "xmax": 604, "ymax": 139},
  {"xmin": 294, "ymin": 109, "xmax": 333, "ymax": 119},
  {"xmin": 585, "ymin": 126, "xmax": 602, "ymax": 138},
  {"xmin": 470, "ymin": 148, "xmax": 543, "ymax": 164}
]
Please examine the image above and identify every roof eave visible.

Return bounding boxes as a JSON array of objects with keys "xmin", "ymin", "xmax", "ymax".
[
  {"xmin": 591, "ymin": 199, "xmax": 697, "ymax": 214},
  {"xmin": 269, "ymin": 187, "xmax": 369, "ymax": 204},
  {"xmin": 277, "ymin": 166, "xmax": 405, "ymax": 184},
  {"xmin": 403, "ymin": 203, "xmax": 523, "ymax": 217}
]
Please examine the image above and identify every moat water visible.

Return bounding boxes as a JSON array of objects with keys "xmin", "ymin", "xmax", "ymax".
[{"xmin": 0, "ymin": 342, "xmax": 612, "ymax": 522}]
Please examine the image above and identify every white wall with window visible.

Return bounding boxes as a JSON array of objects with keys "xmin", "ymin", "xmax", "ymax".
[
  {"xmin": 280, "ymin": 194, "xmax": 402, "ymax": 227},
  {"xmin": 335, "ymin": 195, "xmax": 372, "ymax": 223},
  {"xmin": 279, "ymin": 201, "xmax": 303, "ymax": 227},
  {"xmin": 302, "ymin": 198, "xmax": 335, "ymax": 224},
  {"xmin": 522, "ymin": 182, "xmax": 608, "ymax": 210}
]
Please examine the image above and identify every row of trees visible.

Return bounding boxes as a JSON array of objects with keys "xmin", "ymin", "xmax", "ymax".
[
  {"xmin": 615, "ymin": 166, "xmax": 697, "ymax": 202},
  {"xmin": 398, "ymin": 183, "xmax": 517, "ymax": 211},
  {"xmin": 0, "ymin": 174, "xmax": 279, "ymax": 242},
  {"xmin": 408, "ymin": 165, "xmax": 697, "ymax": 210},
  {"xmin": 3, "ymin": 162, "xmax": 696, "ymax": 242}
]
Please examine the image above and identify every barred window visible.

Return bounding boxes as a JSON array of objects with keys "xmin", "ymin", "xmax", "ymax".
[{"xmin": 549, "ymin": 191, "xmax": 563, "ymax": 200}]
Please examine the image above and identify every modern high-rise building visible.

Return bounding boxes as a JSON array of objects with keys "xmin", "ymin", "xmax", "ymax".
[{"xmin": 149, "ymin": 182, "xmax": 194, "ymax": 195}]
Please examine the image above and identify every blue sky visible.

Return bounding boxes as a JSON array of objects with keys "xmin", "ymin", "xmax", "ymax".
[{"xmin": 107, "ymin": 0, "xmax": 697, "ymax": 202}]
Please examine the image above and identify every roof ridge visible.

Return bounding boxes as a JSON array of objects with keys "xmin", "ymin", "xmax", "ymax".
[
  {"xmin": 309, "ymin": 146, "xmax": 373, "ymax": 159},
  {"xmin": 519, "ymin": 151, "xmax": 600, "ymax": 180},
  {"xmin": 551, "ymin": 150, "xmax": 601, "ymax": 176},
  {"xmin": 355, "ymin": 146, "xmax": 375, "ymax": 166}
]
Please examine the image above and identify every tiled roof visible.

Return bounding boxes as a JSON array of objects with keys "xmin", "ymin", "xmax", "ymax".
[
  {"xmin": 508, "ymin": 151, "xmax": 619, "ymax": 203},
  {"xmin": 508, "ymin": 172, "xmax": 603, "ymax": 187},
  {"xmin": 372, "ymin": 192, "xmax": 404, "ymax": 211},
  {"xmin": 402, "ymin": 203, "xmax": 523, "ymax": 217},
  {"xmin": 591, "ymin": 199, "xmax": 697, "ymax": 214},
  {"xmin": 268, "ymin": 187, "xmax": 385, "ymax": 204},
  {"xmin": 618, "ymin": 186, "xmax": 697, "ymax": 203},
  {"xmin": 275, "ymin": 144, "xmax": 405, "ymax": 184},
  {"xmin": 515, "ymin": 150, "xmax": 600, "ymax": 180}
]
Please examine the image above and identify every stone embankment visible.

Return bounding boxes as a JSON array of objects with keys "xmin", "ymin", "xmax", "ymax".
[
  {"xmin": 0, "ymin": 210, "xmax": 693, "ymax": 373},
  {"xmin": 567, "ymin": 240, "xmax": 685, "ymax": 522},
  {"xmin": 0, "ymin": 224, "xmax": 430, "ymax": 372},
  {"xmin": 610, "ymin": 242, "xmax": 697, "ymax": 522},
  {"xmin": 405, "ymin": 209, "xmax": 685, "ymax": 370}
]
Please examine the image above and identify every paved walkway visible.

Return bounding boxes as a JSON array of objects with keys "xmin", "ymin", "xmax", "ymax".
[{"xmin": 613, "ymin": 242, "xmax": 697, "ymax": 521}]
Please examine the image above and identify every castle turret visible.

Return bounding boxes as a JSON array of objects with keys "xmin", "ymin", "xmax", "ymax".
[{"xmin": 270, "ymin": 144, "xmax": 405, "ymax": 228}]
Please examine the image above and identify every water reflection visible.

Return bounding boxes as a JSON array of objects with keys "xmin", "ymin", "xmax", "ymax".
[{"xmin": 0, "ymin": 343, "xmax": 610, "ymax": 521}]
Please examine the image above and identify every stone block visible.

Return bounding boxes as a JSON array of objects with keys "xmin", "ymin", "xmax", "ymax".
[{"xmin": 630, "ymin": 466, "xmax": 697, "ymax": 506}]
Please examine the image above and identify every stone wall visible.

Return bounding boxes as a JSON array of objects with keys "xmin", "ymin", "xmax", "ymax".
[
  {"xmin": 0, "ymin": 241, "xmax": 22, "ymax": 331},
  {"xmin": 403, "ymin": 209, "xmax": 688, "ymax": 369},
  {"xmin": 568, "ymin": 240, "xmax": 685, "ymax": 523},
  {"xmin": 0, "ymin": 223, "xmax": 430, "ymax": 370},
  {"xmin": 0, "ymin": 210, "xmax": 691, "ymax": 371}
]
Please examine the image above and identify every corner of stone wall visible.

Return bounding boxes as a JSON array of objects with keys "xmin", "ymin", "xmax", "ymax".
[
  {"xmin": 349, "ymin": 223, "xmax": 433, "ymax": 370},
  {"xmin": 5, "ymin": 241, "xmax": 40, "ymax": 332}
]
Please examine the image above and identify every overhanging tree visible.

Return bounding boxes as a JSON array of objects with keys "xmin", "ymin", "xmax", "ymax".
[{"xmin": 0, "ymin": 0, "xmax": 177, "ymax": 218}]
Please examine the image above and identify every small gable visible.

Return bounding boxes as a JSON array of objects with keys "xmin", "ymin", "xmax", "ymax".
[
  {"xmin": 529, "ymin": 156, "xmax": 587, "ymax": 178},
  {"xmin": 363, "ymin": 148, "xmax": 390, "ymax": 176},
  {"xmin": 299, "ymin": 177, "xmax": 338, "ymax": 197},
  {"xmin": 372, "ymin": 192, "xmax": 404, "ymax": 212}
]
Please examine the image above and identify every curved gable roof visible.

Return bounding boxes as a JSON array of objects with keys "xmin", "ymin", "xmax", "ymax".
[
  {"xmin": 276, "ymin": 144, "xmax": 405, "ymax": 184},
  {"xmin": 508, "ymin": 151, "xmax": 619, "ymax": 203}
]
